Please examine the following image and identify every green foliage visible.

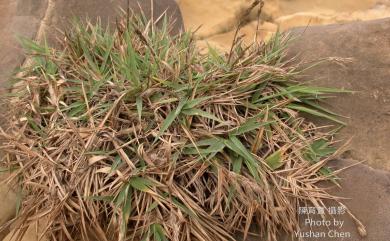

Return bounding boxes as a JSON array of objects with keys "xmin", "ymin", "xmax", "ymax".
[{"xmin": 1, "ymin": 11, "xmax": 346, "ymax": 241}]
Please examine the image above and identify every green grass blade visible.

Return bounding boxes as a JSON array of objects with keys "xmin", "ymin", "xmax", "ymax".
[
  {"xmin": 182, "ymin": 108, "xmax": 223, "ymax": 123},
  {"xmin": 225, "ymin": 136, "xmax": 261, "ymax": 182},
  {"xmin": 151, "ymin": 224, "xmax": 168, "ymax": 241},
  {"xmin": 230, "ymin": 119, "xmax": 274, "ymax": 136},
  {"xmin": 156, "ymin": 98, "xmax": 188, "ymax": 140},
  {"xmin": 264, "ymin": 150, "xmax": 283, "ymax": 170},
  {"xmin": 288, "ymin": 103, "xmax": 346, "ymax": 125},
  {"xmin": 129, "ymin": 177, "xmax": 155, "ymax": 192}
]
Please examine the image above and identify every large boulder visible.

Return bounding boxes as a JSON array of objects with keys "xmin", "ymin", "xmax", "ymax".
[
  {"xmin": 242, "ymin": 159, "xmax": 390, "ymax": 241},
  {"xmin": 0, "ymin": 0, "xmax": 48, "ymax": 88},
  {"xmin": 242, "ymin": 18, "xmax": 390, "ymax": 241},
  {"xmin": 287, "ymin": 18, "xmax": 390, "ymax": 171},
  {"xmin": 272, "ymin": 18, "xmax": 390, "ymax": 241},
  {"xmin": 44, "ymin": 0, "xmax": 183, "ymax": 46},
  {"xmin": 297, "ymin": 159, "xmax": 390, "ymax": 241}
]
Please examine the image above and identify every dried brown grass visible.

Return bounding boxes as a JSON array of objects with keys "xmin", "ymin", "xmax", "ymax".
[{"xmin": 0, "ymin": 10, "xmax": 351, "ymax": 241}]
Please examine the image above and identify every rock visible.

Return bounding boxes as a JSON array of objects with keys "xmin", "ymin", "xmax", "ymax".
[
  {"xmin": 241, "ymin": 159, "xmax": 390, "ymax": 241},
  {"xmin": 178, "ymin": 0, "xmax": 279, "ymax": 39},
  {"xmin": 2, "ymin": 220, "xmax": 48, "ymax": 241},
  {"xmin": 0, "ymin": 0, "xmax": 48, "ymax": 88},
  {"xmin": 287, "ymin": 18, "xmax": 390, "ymax": 171},
  {"xmin": 0, "ymin": 175, "xmax": 17, "ymax": 241},
  {"xmin": 45, "ymin": 0, "xmax": 184, "ymax": 46},
  {"xmin": 297, "ymin": 159, "xmax": 390, "ymax": 241}
]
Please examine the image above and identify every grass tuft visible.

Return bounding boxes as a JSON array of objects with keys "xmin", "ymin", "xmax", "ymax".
[{"xmin": 0, "ymin": 11, "xmax": 349, "ymax": 241}]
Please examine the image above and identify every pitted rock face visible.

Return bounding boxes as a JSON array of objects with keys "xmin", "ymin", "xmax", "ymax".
[
  {"xmin": 46, "ymin": 0, "xmax": 184, "ymax": 45},
  {"xmin": 241, "ymin": 158, "xmax": 390, "ymax": 241},
  {"xmin": 281, "ymin": 19, "xmax": 390, "ymax": 241},
  {"xmin": 287, "ymin": 18, "xmax": 390, "ymax": 172},
  {"xmin": 0, "ymin": 0, "xmax": 48, "ymax": 88},
  {"xmin": 238, "ymin": 18, "xmax": 390, "ymax": 241}
]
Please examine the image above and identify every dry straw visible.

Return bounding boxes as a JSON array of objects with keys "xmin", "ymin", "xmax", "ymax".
[{"xmin": 0, "ymin": 9, "xmax": 353, "ymax": 241}]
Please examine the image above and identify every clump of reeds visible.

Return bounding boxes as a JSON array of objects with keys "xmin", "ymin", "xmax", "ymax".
[{"xmin": 0, "ymin": 11, "xmax": 347, "ymax": 241}]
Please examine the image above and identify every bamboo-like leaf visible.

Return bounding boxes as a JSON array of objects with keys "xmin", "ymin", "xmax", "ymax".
[
  {"xmin": 232, "ymin": 156, "xmax": 243, "ymax": 173},
  {"xmin": 115, "ymin": 183, "xmax": 130, "ymax": 206},
  {"xmin": 304, "ymin": 139, "xmax": 336, "ymax": 162},
  {"xmin": 171, "ymin": 197, "xmax": 197, "ymax": 218},
  {"xmin": 265, "ymin": 150, "xmax": 283, "ymax": 170},
  {"xmin": 302, "ymin": 99, "xmax": 341, "ymax": 117},
  {"xmin": 129, "ymin": 177, "xmax": 155, "ymax": 192},
  {"xmin": 121, "ymin": 188, "xmax": 133, "ymax": 240},
  {"xmin": 156, "ymin": 98, "xmax": 188, "ymax": 139},
  {"xmin": 225, "ymin": 136, "xmax": 260, "ymax": 181},
  {"xmin": 182, "ymin": 108, "xmax": 223, "ymax": 122},
  {"xmin": 183, "ymin": 96, "xmax": 211, "ymax": 109},
  {"xmin": 86, "ymin": 195, "xmax": 114, "ymax": 202},
  {"xmin": 230, "ymin": 118, "xmax": 274, "ymax": 136},
  {"xmin": 185, "ymin": 137, "xmax": 223, "ymax": 147},
  {"xmin": 151, "ymin": 224, "xmax": 168, "ymax": 241},
  {"xmin": 288, "ymin": 103, "xmax": 346, "ymax": 125},
  {"xmin": 183, "ymin": 140, "xmax": 225, "ymax": 155}
]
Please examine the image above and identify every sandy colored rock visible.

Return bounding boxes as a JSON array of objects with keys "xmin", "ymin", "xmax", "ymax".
[
  {"xmin": 0, "ymin": 175, "xmax": 16, "ymax": 241},
  {"xmin": 178, "ymin": 0, "xmax": 390, "ymax": 51},
  {"xmin": 178, "ymin": 0, "xmax": 280, "ymax": 40},
  {"xmin": 287, "ymin": 18, "xmax": 390, "ymax": 171},
  {"xmin": 3, "ymin": 220, "xmax": 48, "ymax": 241},
  {"xmin": 196, "ymin": 20, "xmax": 278, "ymax": 52}
]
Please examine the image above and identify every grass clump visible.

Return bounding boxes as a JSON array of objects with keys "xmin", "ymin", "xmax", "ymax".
[{"xmin": 1, "ymin": 12, "xmax": 346, "ymax": 241}]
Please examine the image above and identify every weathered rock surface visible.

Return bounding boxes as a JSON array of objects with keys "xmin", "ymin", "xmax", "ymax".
[
  {"xmin": 297, "ymin": 158, "xmax": 390, "ymax": 241},
  {"xmin": 0, "ymin": 175, "xmax": 16, "ymax": 241},
  {"xmin": 243, "ymin": 159, "xmax": 390, "ymax": 241},
  {"xmin": 287, "ymin": 18, "xmax": 390, "ymax": 171},
  {"xmin": 45, "ymin": 0, "xmax": 183, "ymax": 46},
  {"xmin": 0, "ymin": 0, "xmax": 48, "ymax": 87},
  {"xmin": 0, "ymin": 1, "xmax": 48, "ymax": 238}
]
